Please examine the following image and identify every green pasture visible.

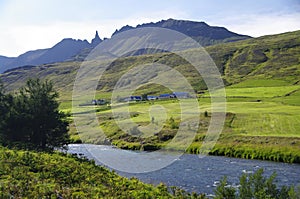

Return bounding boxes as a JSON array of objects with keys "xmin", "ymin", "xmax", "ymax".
[
  {"xmin": 228, "ymin": 79, "xmax": 292, "ymax": 88},
  {"xmin": 58, "ymin": 78, "xmax": 300, "ymax": 162},
  {"xmin": 223, "ymin": 85, "xmax": 300, "ymax": 98},
  {"xmin": 63, "ymin": 81, "xmax": 300, "ymax": 138}
]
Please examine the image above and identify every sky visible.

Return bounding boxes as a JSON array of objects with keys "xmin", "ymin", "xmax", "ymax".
[{"xmin": 0, "ymin": 0, "xmax": 300, "ymax": 57}]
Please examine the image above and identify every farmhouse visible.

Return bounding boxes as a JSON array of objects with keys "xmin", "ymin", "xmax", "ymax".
[
  {"xmin": 147, "ymin": 96, "xmax": 158, "ymax": 100},
  {"xmin": 92, "ymin": 99, "xmax": 107, "ymax": 105},
  {"xmin": 123, "ymin": 96, "xmax": 142, "ymax": 102},
  {"xmin": 131, "ymin": 96, "xmax": 142, "ymax": 101},
  {"xmin": 173, "ymin": 92, "xmax": 190, "ymax": 98},
  {"xmin": 158, "ymin": 93, "xmax": 175, "ymax": 99}
]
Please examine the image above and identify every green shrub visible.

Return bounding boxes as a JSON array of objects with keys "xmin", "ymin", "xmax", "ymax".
[{"xmin": 215, "ymin": 168, "xmax": 295, "ymax": 199}]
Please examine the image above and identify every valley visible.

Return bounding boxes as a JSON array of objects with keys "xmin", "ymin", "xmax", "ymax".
[
  {"xmin": 0, "ymin": 12, "xmax": 300, "ymax": 198},
  {"xmin": 1, "ymin": 28, "xmax": 299, "ymax": 163}
]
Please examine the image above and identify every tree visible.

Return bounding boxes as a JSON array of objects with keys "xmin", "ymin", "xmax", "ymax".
[
  {"xmin": 0, "ymin": 83, "xmax": 7, "ymax": 132},
  {"xmin": 4, "ymin": 79, "xmax": 70, "ymax": 150},
  {"xmin": 0, "ymin": 82, "xmax": 13, "ymax": 143}
]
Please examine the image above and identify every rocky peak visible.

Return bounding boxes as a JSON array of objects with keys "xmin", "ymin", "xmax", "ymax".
[{"xmin": 91, "ymin": 31, "xmax": 102, "ymax": 47}]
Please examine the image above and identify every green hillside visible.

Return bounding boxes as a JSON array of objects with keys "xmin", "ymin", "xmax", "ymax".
[{"xmin": 206, "ymin": 30, "xmax": 300, "ymax": 84}]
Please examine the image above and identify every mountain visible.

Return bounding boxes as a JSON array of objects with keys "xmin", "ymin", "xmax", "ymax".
[
  {"xmin": 0, "ymin": 32, "xmax": 101, "ymax": 73},
  {"xmin": 0, "ymin": 19, "xmax": 251, "ymax": 73},
  {"xmin": 112, "ymin": 18, "xmax": 251, "ymax": 46},
  {"xmin": 1, "ymin": 30, "xmax": 299, "ymax": 92}
]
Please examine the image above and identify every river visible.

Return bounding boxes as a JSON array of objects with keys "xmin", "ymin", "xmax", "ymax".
[{"xmin": 68, "ymin": 144, "xmax": 300, "ymax": 196}]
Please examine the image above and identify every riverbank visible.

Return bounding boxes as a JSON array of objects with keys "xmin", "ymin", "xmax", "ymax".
[
  {"xmin": 97, "ymin": 111, "xmax": 300, "ymax": 164},
  {"xmin": 1, "ymin": 145, "xmax": 299, "ymax": 198},
  {"xmin": 0, "ymin": 146, "xmax": 204, "ymax": 198},
  {"xmin": 69, "ymin": 111, "xmax": 300, "ymax": 163},
  {"xmin": 110, "ymin": 135, "xmax": 300, "ymax": 163},
  {"xmin": 189, "ymin": 137, "xmax": 300, "ymax": 163}
]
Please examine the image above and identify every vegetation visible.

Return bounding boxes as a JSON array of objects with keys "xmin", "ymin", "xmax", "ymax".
[
  {"xmin": 0, "ymin": 146, "xmax": 206, "ymax": 198},
  {"xmin": 214, "ymin": 168, "xmax": 300, "ymax": 199},
  {"xmin": 0, "ymin": 79, "xmax": 70, "ymax": 151}
]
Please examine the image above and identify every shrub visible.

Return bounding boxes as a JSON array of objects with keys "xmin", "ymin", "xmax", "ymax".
[{"xmin": 215, "ymin": 168, "xmax": 295, "ymax": 199}]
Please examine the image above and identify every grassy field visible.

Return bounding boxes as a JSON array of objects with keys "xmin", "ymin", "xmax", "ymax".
[
  {"xmin": 224, "ymin": 82, "xmax": 300, "ymax": 137},
  {"xmin": 201, "ymin": 79, "xmax": 300, "ymax": 162},
  {"xmin": 62, "ymin": 78, "xmax": 300, "ymax": 163}
]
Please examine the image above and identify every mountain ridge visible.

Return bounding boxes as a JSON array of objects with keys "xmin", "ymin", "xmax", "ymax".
[
  {"xmin": 112, "ymin": 18, "xmax": 251, "ymax": 44},
  {"xmin": 0, "ymin": 19, "xmax": 251, "ymax": 73},
  {"xmin": 0, "ymin": 33, "xmax": 101, "ymax": 73}
]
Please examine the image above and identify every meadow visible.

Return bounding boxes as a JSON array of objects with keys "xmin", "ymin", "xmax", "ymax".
[{"xmin": 60, "ymin": 78, "xmax": 300, "ymax": 163}]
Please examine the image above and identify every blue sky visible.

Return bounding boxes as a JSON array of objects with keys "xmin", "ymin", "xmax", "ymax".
[{"xmin": 0, "ymin": 0, "xmax": 300, "ymax": 57}]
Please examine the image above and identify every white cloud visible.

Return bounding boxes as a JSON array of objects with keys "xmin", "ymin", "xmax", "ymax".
[{"xmin": 211, "ymin": 13, "xmax": 300, "ymax": 37}]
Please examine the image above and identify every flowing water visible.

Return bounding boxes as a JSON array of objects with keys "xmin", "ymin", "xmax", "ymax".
[{"xmin": 68, "ymin": 144, "xmax": 300, "ymax": 196}]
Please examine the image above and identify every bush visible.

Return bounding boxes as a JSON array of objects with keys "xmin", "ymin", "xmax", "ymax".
[
  {"xmin": 215, "ymin": 168, "xmax": 297, "ymax": 199},
  {"xmin": 169, "ymin": 117, "xmax": 179, "ymax": 129}
]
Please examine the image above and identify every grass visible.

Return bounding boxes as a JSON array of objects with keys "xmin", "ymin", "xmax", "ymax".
[
  {"xmin": 1, "ymin": 147, "xmax": 297, "ymax": 198},
  {"xmin": 224, "ymin": 85, "xmax": 300, "ymax": 98},
  {"xmin": 272, "ymin": 89, "xmax": 300, "ymax": 106},
  {"xmin": 67, "ymin": 79, "xmax": 300, "ymax": 163},
  {"xmin": 229, "ymin": 79, "xmax": 291, "ymax": 88}
]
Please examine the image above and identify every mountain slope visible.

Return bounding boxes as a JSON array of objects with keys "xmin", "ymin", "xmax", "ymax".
[
  {"xmin": 0, "ymin": 56, "xmax": 14, "ymax": 70},
  {"xmin": 33, "ymin": 38, "xmax": 90, "ymax": 64},
  {"xmin": 206, "ymin": 30, "xmax": 300, "ymax": 84}
]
